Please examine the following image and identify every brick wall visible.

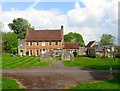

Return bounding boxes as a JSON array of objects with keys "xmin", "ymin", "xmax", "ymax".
[{"xmin": 26, "ymin": 41, "xmax": 62, "ymax": 56}]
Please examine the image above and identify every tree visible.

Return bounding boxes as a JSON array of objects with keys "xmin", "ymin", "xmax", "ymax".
[
  {"xmin": 8, "ymin": 18, "xmax": 34, "ymax": 39},
  {"xmin": 2, "ymin": 32, "xmax": 18, "ymax": 53},
  {"xmin": 115, "ymin": 46, "xmax": 120, "ymax": 58},
  {"xmin": 99, "ymin": 34, "xmax": 115, "ymax": 45},
  {"xmin": 64, "ymin": 32, "xmax": 85, "ymax": 47}
]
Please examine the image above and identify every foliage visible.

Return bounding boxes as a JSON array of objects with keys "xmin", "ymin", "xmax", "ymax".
[
  {"xmin": 70, "ymin": 73, "xmax": 119, "ymax": 89},
  {"xmin": 115, "ymin": 46, "xmax": 120, "ymax": 58},
  {"xmin": 73, "ymin": 51, "xmax": 77, "ymax": 57},
  {"xmin": 10, "ymin": 47, "xmax": 18, "ymax": 55},
  {"xmin": 8, "ymin": 18, "xmax": 34, "ymax": 39},
  {"xmin": 2, "ymin": 54, "xmax": 54, "ymax": 69},
  {"xmin": 62, "ymin": 57, "xmax": 120, "ymax": 70},
  {"xmin": 99, "ymin": 34, "xmax": 115, "ymax": 45},
  {"xmin": 64, "ymin": 32, "xmax": 85, "ymax": 47},
  {"xmin": 2, "ymin": 32, "xmax": 18, "ymax": 53}
]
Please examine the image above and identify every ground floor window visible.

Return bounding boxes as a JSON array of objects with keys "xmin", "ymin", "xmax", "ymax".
[
  {"xmin": 36, "ymin": 50, "xmax": 39, "ymax": 56},
  {"xmin": 29, "ymin": 50, "xmax": 32, "ymax": 56}
]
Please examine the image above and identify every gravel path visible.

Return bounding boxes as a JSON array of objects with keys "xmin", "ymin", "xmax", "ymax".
[{"xmin": 2, "ymin": 60, "xmax": 114, "ymax": 89}]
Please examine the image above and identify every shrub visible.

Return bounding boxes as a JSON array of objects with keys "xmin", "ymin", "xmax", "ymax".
[
  {"xmin": 73, "ymin": 51, "xmax": 77, "ymax": 57},
  {"xmin": 115, "ymin": 46, "xmax": 120, "ymax": 58},
  {"xmin": 10, "ymin": 48, "xmax": 18, "ymax": 55},
  {"xmin": 26, "ymin": 51, "xmax": 29, "ymax": 56}
]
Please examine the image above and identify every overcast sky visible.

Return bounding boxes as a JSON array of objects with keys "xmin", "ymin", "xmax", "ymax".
[{"xmin": 0, "ymin": 0, "xmax": 119, "ymax": 45}]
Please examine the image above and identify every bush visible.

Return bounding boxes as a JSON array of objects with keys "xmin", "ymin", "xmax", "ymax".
[
  {"xmin": 73, "ymin": 51, "xmax": 77, "ymax": 57},
  {"xmin": 115, "ymin": 46, "xmax": 120, "ymax": 58},
  {"xmin": 26, "ymin": 51, "xmax": 29, "ymax": 56},
  {"xmin": 10, "ymin": 48, "xmax": 18, "ymax": 55}
]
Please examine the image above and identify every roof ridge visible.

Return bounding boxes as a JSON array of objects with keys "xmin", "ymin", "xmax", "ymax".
[{"xmin": 30, "ymin": 29, "xmax": 61, "ymax": 31}]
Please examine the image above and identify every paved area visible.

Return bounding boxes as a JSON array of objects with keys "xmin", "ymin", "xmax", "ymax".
[{"xmin": 2, "ymin": 60, "xmax": 114, "ymax": 89}]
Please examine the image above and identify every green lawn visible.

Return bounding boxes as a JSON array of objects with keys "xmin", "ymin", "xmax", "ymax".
[
  {"xmin": 69, "ymin": 73, "xmax": 120, "ymax": 89},
  {"xmin": 62, "ymin": 57, "xmax": 120, "ymax": 70},
  {"xmin": 1, "ymin": 54, "xmax": 55, "ymax": 69},
  {"xmin": 0, "ymin": 77, "xmax": 25, "ymax": 91}
]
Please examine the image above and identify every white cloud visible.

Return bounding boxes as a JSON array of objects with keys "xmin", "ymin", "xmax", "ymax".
[{"xmin": 1, "ymin": 0, "xmax": 119, "ymax": 45}]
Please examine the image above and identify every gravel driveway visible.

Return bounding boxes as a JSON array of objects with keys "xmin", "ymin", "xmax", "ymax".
[{"xmin": 2, "ymin": 60, "xmax": 113, "ymax": 89}]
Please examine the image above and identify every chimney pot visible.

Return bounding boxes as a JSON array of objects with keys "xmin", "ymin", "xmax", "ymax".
[{"xmin": 61, "ymin": 25, "xmax": 63, "ymax": 30}]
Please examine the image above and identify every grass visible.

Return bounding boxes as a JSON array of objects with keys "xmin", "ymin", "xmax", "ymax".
[
  {"xmin": 69, "ymin": 72, "xmax": 120, "ymax": 89},
  {"xmin": 1, "ymin": 53, "xmax": 55, "ymax": 69},
  {"xmin": 62, "ymin": 57, "xmax": 120, "ymax": 70},
  {"xmin": 0, "ymin": 77, "xmax": 25, "ymax": 91}
]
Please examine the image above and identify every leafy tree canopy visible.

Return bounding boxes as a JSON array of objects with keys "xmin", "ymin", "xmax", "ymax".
[
  {"xmin": 8, "ymin": 18, "xmax": 34, "ymax": 39},
  {"xmin": 99, "ymin": 34, "xmax": 115, "ymax": 45},
  {"xmin": 2, "ymin": 32, "xmax": 18, "ymax": 53},
  {"xmin": 64, "ymin": 32, "xmax": 85, "ymax": 47}
]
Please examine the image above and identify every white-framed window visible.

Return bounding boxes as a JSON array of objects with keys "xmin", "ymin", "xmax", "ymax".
[
  {"xmin": 55, "ymin": 41, "xmax": 58, "ymax": 46},
  {"xmin": 36, "ymin": 41, "xmax": 39, "ymax": 46},
  {"xmin": 42, "ymin": 41, "xmax": 45, "ymax": 46},
  {"xmin": 36, "ymin": 49, "xmax": 39, "ymax": 56},
  {"xmin": 41, "ymin": 48, "xmax": 46, "ymax": 54},
  {"xmin": 29, "ymin": 41, "xmax": 32, "ymax": 46},
  {"xmin": 48, "ymin": 41, "xmax": 52, "ymax": 46},
  {"xmin": 29, "ymin": 49, "xmax": 32, "ymax": 56}
]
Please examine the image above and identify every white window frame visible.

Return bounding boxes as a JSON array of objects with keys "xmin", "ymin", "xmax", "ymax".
[
  {"xmin": 29, "ymin": 49, "xmax": 32, "ymax": 56},
  {"xmin": 48, "ymin": 41, "xmax": 52, "ymax": 46},
  {"xmin": 36, "ymin": 49, "xmax": 39, "ymax": 56},
  {"xmin": 42, "ymin": 41, "xmax": 45, "ymax": 46},
  {"xmin": 36, "ymin": 41, "xmax": 39, "ymax": 46},
  {"xmin": 29, "ymin": 41, "xmax": 32, "ymax": 46}
]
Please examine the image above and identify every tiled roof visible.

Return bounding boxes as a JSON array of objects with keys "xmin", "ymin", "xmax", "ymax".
[
  {"xmin": 92, "ymin": 45, "xmax": 103, "ymax": 52},
  {"xmin": 63, "ymin": 42, "xmax": 80, "ymax": 49},
  {"xmin": 26, "ymin": 30, "xmax": 62, "ymax": 41},
  {"xmin": 86, "ymin": 41, "xmax": 95, "ymax": 47}
]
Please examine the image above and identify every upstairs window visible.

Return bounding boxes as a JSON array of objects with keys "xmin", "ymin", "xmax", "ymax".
[
  {"xmin": 49, "ymin": 41, "xmax": 52, "ymax": 46},
  {"xmin": 29, "ymin": 41, "xmax": 32, "ymax": 46},
  {"xmin": 42, "ymin": 41, "xmax": 45, "ymax": 46},
  {"xmin": 36, "ymin": 41, "xmax": 39, "ymax": 46},
  {"xmin": 55, "ymin": 41, "xmax": 58, "ymax": 45}
]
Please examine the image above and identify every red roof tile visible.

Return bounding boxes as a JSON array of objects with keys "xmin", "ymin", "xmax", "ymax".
[
  {"xmin": 63, "ymin": 42, "xmax": 80, "ymax": 49},
  {"xmin": 26, "ymin": 30, "xmax": 62, "ymax": 41}
]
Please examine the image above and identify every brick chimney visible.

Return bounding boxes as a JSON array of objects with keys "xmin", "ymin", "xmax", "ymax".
[
  {"xmin": 61, "ymin": 25, "xmax": 63, "ymax": 30},
  {"xmin": 61, "ymin": 25, "xmax": 64, "ymax": 49}
]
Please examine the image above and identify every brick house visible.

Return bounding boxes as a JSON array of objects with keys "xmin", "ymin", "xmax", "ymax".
[
  {"xmin": 63, "ymin": 42, "xmax": 80, "ymax": 55},
  {"xmin": 18, "ymin": 25, "xmax": 80, "ymax": 56}
]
